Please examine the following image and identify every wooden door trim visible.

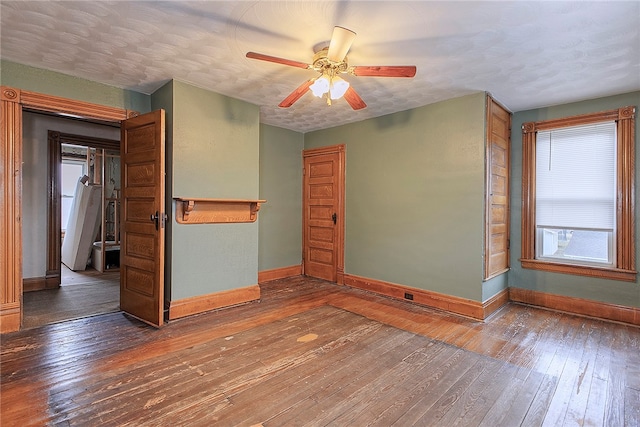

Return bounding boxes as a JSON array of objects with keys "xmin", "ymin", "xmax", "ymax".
[
  {"xmin": 0, "ymin": 85, "xmax": 133, "ymax": 333},
  {"xmin": 14, "ymin": 87, "xmax": 138, "ymax": 122},
  {"xmin": 302, "ymin": 144, "xmax": 345, "ymax": 284},
  {"xmin": 46, "ymin": 132, "xmax": 61, "ymax": 284},
  {"xmin": 46, "ymin": 132, "xmax": 120, "ymax": 288},
  {"xmin": 1, "ymin": 88, "xmax": 23, "ymax": 332}
]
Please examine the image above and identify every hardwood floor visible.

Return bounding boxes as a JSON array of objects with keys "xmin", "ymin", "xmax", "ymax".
[
  {"xmin": 1, "ymin": 276, "xmax": 639, "ymax": 426},
  {"xmin": 22, "ymin": 266, "xmax": 119, "ymax": 329}
]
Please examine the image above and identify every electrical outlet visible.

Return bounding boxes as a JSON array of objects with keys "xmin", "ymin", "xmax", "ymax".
[{"xmin": 404, "ymin": 292, "xmax": 414, "ymax": 300}]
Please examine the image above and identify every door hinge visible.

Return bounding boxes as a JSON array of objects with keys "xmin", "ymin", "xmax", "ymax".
[{"xmin": 507, "ymin": 239, "xmax": 510, "ymax": 249}]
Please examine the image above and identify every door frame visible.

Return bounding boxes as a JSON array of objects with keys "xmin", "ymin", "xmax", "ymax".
[
  {"xmin": 302, "ymin": 144, "xmax": 346, "ymax": 284},
  {"xmin": 0, "ymin": 85, "xmax": 137, "ymax": 332},
  {"xmin": 47, "ymin": 131, "xmax": 120, "ymax": 289}
]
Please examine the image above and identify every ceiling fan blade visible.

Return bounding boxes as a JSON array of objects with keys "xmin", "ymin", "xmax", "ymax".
[
  {"xmin": 278, "ymin": 79, "xmax": 314, "ymax": 108},
  {"xmin": 246, "ymin": 52, "xmax": 310, "ymax": 70},
  {"xmin": 351, "ymin": 66, "xmax": 417, "ymax": 78},
  {"xmin": 343, "ymin": 87, "xmax": 367, "ymax": 110},
  {"xmin": 327, "ymin": 26, "xmax": 357, "ymax": 62}
]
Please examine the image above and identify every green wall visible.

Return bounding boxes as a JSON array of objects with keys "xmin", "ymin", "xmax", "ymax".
[
  {"xmin": 510, "ymin": 91, "xmax": 640, "ymax": 308},
  {"xmin": 304, "ymin": 93, "xmax": 487, "ymax": 301},
  {"xmin": 258, "ymin": 124, "xmax": 304, "ymax": 271},
  {"xmin": 1, "ymin": 60, "xmax": 150, "ymax": 113},
  {"xmin": 161, "ymin": 81, "xmax": 261, "ymax": 300}
]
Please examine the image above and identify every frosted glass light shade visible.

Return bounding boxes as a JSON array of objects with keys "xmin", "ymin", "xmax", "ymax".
[
  {"xmin": 330, "ymin": 76, "xmax": 350, "ymax": 99},
  {"xmin": 310, "ymin": 76, "xmax": 330, "ymax": 97}
]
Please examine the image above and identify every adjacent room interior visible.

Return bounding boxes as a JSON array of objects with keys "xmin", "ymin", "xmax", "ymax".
[{"xmin": 21, "ymin": 112, "xmax": 123, "ymax": 328}]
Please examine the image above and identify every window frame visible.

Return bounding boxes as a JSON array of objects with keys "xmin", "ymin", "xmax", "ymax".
[{"xmin": 521, "ymin": 106, "xmax": 636, "ymax": 282}]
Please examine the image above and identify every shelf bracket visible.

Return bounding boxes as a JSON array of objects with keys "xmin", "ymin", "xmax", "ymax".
[{"xmin": 182, "ymin": 200, "xmax": 196, "ymax": 220}]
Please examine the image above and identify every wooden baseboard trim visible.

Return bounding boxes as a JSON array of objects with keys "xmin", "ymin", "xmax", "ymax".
[
  {"xmin": 0, "ymin": 303, "xmax": 21, "ymax": 333},
  {"xmin": 258, "ymin": 265, "xmax": 302, "ymax": 283},
  {"xmin": 343, "ymin": 274, "xmax": 502, "ymax": 320},
  {"xmin": 509, "ymin": 287, "xmax": 640, "ymax": 326},
  {"xmin": 482, "ymin": 288, "xmax": 510, "ymax": 319},
  {"xmin": 168, "ymin": 285, "xmax": 261, "ymax": 320},
  {"xmin": 23, "ymin": 276, "xmax": 60, "ymax": 292}
]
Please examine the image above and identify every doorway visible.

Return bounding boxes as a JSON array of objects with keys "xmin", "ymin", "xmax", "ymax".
[
  {"xmin": 21, "ymin": 114, "xmax": 122, "ymax": 328},
  {"xmin": 0, "ymin": 86, "xmax": 138, "ymax": 333}
]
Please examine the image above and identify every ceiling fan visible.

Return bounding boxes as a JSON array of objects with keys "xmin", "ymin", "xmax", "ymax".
[{"xmin": 246, "ymin": 26, "xmax": 417, "ymax": 110}]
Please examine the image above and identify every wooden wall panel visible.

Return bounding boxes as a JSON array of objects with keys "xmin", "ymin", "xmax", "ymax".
[
  {"xmin": 510, "ymin": 287, "xmax": 640, "ymax": 326},
  {"xmin": 258, "ymin": 265, "xmax": 303, "ymax": 283},
  {"xmin": 168, "ymin": 285, "xmax": 260, "ymax": 320},
  {"xmin": 343, "ymin": 273, "xmax": 508, "ymax": 320}
]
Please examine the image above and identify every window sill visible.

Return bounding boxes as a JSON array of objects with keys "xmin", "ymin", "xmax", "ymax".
[{"xmin": 520, "ymin": 259, "xmax": 637, "ymax": 282}]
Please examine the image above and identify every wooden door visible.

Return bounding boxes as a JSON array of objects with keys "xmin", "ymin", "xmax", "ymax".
[
  {"xmin": 303, "ymin": 145, "xmax": 345, "ymax": 283},
  {"xmin": 484, "ymin": 96, "xmax": 511, "ymax": 279},
  {"xmin": 120, "ymin": 110, "xmax": 165, "ymax": 327}
]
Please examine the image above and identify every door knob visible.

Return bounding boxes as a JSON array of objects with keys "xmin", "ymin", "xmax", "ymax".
[{"xmin": 151, "ymin": 211, "xmax": 159, "ymax": 230}]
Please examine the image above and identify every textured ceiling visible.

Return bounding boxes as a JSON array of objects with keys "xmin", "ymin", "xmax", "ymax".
[{"xmin": 1, "ymin": 1, "xmax": 639, "ymax": 133}]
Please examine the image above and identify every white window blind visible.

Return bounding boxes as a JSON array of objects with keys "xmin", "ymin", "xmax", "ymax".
[{"xmin": 535, "ymin": 122, "xmax": 616, "ymax": 230}]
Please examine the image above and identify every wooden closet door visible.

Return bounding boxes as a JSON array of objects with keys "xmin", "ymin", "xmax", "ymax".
[{"xmin": 303, "ymin": 145, "xmax": 345, "ymax": 283}]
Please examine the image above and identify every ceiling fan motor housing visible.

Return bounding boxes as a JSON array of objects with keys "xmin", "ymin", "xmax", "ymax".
[{"xmin": 312, "ymin": 47, "xmax": 349, "ymax": 77}]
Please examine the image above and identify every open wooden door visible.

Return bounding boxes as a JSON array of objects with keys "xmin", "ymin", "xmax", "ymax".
[
  {"xmin": 120, "ymin": 110, "xmax": 165, "ymax": 327},
  {"xmin": 484, "ymin": 96, "xmax": 511, "ymax": 280},
  {"xmin": 302, "ymin": 145, "xmax": 345, "ymax": 283}
]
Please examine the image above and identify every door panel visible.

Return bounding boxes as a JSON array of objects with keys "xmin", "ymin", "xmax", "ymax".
[
  {"xmin": 485, "ymin": 97, "xmax": 511, "ymax": 279},
  {"xmin": 120, "ymin": 110, "xmax": 165, "ymax": 327},
  {"xmin": 303, "ymin": 145, "xmax": 345, "ymax": 283}
]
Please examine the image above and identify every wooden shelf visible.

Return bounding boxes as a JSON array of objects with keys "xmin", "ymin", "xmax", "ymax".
[{"xmin": 174, "ymin": 198, "xmax": 266, "ymax": 224}]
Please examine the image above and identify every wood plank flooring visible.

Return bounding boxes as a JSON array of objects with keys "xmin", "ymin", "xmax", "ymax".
[
  {"xmin": 1, "ymin": 276, "xmax": 639, "ymax": 426},
  {"xmin": 22, "ymin": 267, "xmax": 119, "ymax": 329}
]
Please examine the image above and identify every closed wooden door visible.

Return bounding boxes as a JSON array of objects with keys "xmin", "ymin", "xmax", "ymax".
[
  {"xmin": 303, "ymin": 145, "xmax": 345, "ymax": 283},
  {"xmin": 120, "ymin": 110, "xmax": 165, "ymax": 327}
]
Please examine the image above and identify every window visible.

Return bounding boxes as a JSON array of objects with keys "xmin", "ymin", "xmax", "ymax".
[
  {"xmin": 521, "ymin": 107, "xmax": 636, "ymax": 281},
  {"xmin": 535, "ymin": 122, "xmax": 616, "ymax": 266}
]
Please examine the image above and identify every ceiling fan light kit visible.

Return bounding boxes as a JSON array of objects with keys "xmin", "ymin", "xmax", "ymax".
[
  {"xmin": 312, "ymin": 75, "xmax": 349, "ymax": 105},
  {"xmin": 246, "ymin": 26, "xmax": 417, "ymax": 110},
  {"xmin": 309, "ymin": 74, "xmax": 350, "ymax": 104}
]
